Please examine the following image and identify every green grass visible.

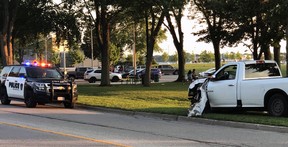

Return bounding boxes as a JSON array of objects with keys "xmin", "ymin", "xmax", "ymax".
[
  {"xmin": 77, "ymin": 63, "xmax": 288, "ymax": 127},
  {"xmin": 78, "ymin": 82, "xmax": 190, "ymax": 115}
]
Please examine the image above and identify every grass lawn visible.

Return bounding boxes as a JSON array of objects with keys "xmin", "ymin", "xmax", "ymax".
[
  {"xmin": 78, "ymin": 82, "xmax": 190, "ymax": 115},
  {"xmin": 77, "ymin": 63, "xmax": 288, "ymax": 127}
]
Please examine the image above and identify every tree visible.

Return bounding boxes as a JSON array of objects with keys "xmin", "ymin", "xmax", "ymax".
[
  {"xmin": 67, "ymin": 47, "xmax": 85, "ymax": 66},
  {"xmin": 0, "ymin": 0, "xmax": 20, "ymax": 65},
  {"xmin": 1, "ymin": 0, "xmax": 81, "ymax": 66},
  {"xmin": 192, "ymin": 0, "xmax": 235, "ymax": 70},
  {"xmin": 191, "ymin": 52, "xmax": 196, "ymax": 62},
  {"xmin": 162, "ymin": 0, "xmax": 188, "ymax": 82},
  {"xmin": 235, "ymin": 51, "xmax": 242, "ymax": 60},
  {"xmin": 199, "ymin": 50, "xmax": 214, "ymax": 62},
  {"xmin": 228, "ymin": 52, "xmax": 235, "ymax": 60},
  {"xmin": 50, "ymin": 50, "xmax": 60, "ymax": 66},
  {"xmin": 162, "ymin": 52, "xmax": 169, "ymax": 62},
  {"xmin": 171, "ymin": 52, "xmax": 178, "ymax": 62},
  {"xmin": 185, "ymin": 52, "xmax": 191, "ymax": 63},
  {"xmin": 83, "ymin": 0, "xmax": 124, "ymax": 86},
  {"xmin": 139, "ymin": 1, "xmax": 165, "ymax": 86}
]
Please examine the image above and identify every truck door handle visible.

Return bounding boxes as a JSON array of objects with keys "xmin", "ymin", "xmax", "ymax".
[{"xmin": 228, "ymin": 84, "xmax": 234, "ymax": 86}]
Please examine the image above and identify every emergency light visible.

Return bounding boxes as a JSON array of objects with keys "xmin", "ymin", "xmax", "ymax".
[{"xmin": 23, "ymin": 60, "xmax": 52, "ymax": 67}]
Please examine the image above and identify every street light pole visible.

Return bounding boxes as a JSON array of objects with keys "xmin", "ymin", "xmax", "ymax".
[
  {"xmin": 45, "ymin": 38, "xmax": 47, "ymax": 62},
  {"xmin": 45, "ymin": 35, "xmax": 51, "ymax": 62},
  {"xmin": 91, "ymin": 27, "xmax": 94, "ymax": 68}
]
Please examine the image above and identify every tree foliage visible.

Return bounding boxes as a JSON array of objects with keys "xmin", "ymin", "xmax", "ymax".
[{"xmin": 162, "ymin": 52, "xmax": 169, "ymax": 62}]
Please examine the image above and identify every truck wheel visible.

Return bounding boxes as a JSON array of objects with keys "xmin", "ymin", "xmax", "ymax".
[
  {"xmin": 89, "ymin": 77, "xmax": 96, "ymax": 83},
  {"xmin": 63, "ymin": 102, "xmax": 75, "ymax": 108},
  {"xmin": 25, "ymin": 91, "xmax": 37, "ymax": 108},
  {"xmin": 111, "ymin": 76, "xmax": 119, "ymax": 82},
  {"xmin": 268, "ymin": 94, "xmax": 288, "ymax": 116},
  {"xmin": 0, "ymin": 88, "xmax": 11, "ymax": 105}
]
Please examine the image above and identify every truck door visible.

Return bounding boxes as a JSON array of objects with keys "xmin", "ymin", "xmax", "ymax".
[{"xmin": 207, "ymin": 65, "xmax": 238, "ymax": 107}]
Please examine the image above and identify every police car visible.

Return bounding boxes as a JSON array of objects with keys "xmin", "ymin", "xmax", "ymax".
[{"xmin": 0, "ymin": 61, "xmax": 78, "ymax": 108}]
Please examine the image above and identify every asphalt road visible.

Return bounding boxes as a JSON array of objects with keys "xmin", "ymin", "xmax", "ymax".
[{"xmin": 0, "ymin": 102, "xmax": 288, "ymax": 147}]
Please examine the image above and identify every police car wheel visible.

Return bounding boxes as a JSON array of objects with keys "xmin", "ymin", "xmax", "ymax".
[
  {"xmin": 25, "ymin": 91, "xmax": 37, "ymax": 108},
  {"xmin": 0, "ymin": 88, "xmax": 11, "ymax": 105},
  {"xmin": 63, "ymin": 102, "xmax": 75, "ymax": 108}
]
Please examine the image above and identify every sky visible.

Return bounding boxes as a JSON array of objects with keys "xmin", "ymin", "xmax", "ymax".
[{"xmin": 158, "ymin": 9, "xmax": 287, "ymax": 56}]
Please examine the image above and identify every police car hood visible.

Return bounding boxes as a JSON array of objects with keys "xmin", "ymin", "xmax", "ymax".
[{"xmin": 27, "ymin": 78, "xmax": 66, "ymax": 83}]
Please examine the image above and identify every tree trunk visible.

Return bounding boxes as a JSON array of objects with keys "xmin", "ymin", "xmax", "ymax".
[
  {"xmin": 144, "ymin": 38, "xmax": 153, "ymax": 86},
  {"xmin": 273, "ymin": 41, "xmax": 280, "ymax": 68},
  {"xmin": 212, "ymin": 41, "xmax": 221, "ymax": 70},
  {"xmin": 143, "ymin": 12, "xmax": 151, "ymax": 87},
  {"xmin": 0, "ymin": 0, "xmax": 20, "ymax": 65},
  {"xmin": 100, "ymin": 3, "xmax": 110, "ymax": 86},
  {"xmin": 1, "ymin": 0, "xmax": 9, "ymax": 65},
  {"xmin": 100, "ymin": 24, "xmax": 110, "ymax": 86},
  {"xmin": 164, "ymin": 7, "xmax": 185, "ymax": 82},
  {"xmin": 143, "ymin": 9, "xmax": 165, "ymax": 87},
  {"xmin": 176, "ymin": 50, "xmax": 185, "ymax": 82},
  {"xmin": 263, "ymin": 45, "xmax": 271, "ymax": 60}
]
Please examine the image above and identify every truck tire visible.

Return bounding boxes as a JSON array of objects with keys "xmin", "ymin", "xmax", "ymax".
[
  {"xmin": 25, "ymin": 91, "xmax": 37, "ymax": 108},
  {"xmin": 0, "ymin": 88, "xmax": 11, "ymax": 105},
  {"xmin": 89, "ymin": 77, "xmax": 97, "ymax": 83},
  {"xmin": 268, "ymin": 94, "xmax": 288, "ymax": 116}
]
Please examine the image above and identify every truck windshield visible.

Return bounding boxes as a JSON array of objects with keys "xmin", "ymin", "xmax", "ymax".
[{"xmin": 26, "ymin": 67, "xmax": 63, "ymax": 79}]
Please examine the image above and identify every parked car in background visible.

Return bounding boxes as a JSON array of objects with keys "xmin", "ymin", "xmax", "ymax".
[
  {"xmin": 84, "ymin": 69, "xmax": 122, "ymax": 83},
  {"xmin": 198, "ymin": 68, "xmax": 216, "ymax": 78},
  {"xmin": 122, "ymin": 68, "xmax": 162, "ymax": 81},
  {"xmin": 122, "ymin": 69, "xmax": 142, "ymax": 79},
  {"xmin": 138, "ymin": 68, "xmax": 162, "ymax": 80},
  {"xmin": 157, "ymin": 65, "xmax": 178, "ymax": 75},
  {"xmin": 67, "ymin": 67, "xmax": 93, "ymax": 80}
]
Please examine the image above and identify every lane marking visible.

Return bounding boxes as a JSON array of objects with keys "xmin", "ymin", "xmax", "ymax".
[{"xmin": 0, "ymin": 121, "xmax": 130, "ymax": 147}]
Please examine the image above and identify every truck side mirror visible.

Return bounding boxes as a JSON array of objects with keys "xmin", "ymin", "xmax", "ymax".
[{"xmin": 209, "ymin": 75, "xmax": 216, "ymax": 81}]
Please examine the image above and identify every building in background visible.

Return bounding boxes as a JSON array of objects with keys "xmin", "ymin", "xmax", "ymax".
[{"xmin": 22, "ymin": 32, "xmax": 100, "ymax": 68}]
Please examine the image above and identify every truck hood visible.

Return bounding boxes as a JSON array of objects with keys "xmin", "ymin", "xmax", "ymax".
[{"xmin": 188, "ymin": 78, "xmax": 206, "ymax": 89}]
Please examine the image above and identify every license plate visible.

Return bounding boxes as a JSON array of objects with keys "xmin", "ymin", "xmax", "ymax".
[{"xmin": 57, "ymin": 97, "xmax": 65, "ymax": 101}]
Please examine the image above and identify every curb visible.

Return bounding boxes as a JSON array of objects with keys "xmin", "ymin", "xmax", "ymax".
[{"xmin": 76, "ymin": 104, "xmax": 288, "ymax": 133}]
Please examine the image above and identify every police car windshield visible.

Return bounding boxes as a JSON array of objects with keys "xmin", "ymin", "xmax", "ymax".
[{"xmin": 26, "ymin": 67, "xmax": 62, "ymax": 79}]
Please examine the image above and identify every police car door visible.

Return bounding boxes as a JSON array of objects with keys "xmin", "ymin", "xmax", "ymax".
[
  {"xmin": 5, "ymin": 66, "xmax": 26, "ymax": 98},
  {"xmin": 16, "ymin": 67, "xmax": 26, "ymax": 98}
]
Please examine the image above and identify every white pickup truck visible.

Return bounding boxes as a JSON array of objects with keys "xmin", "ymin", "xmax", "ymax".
[{"xmin": 188, "ymin": 60, "xmax": 288, "ymax": 117}]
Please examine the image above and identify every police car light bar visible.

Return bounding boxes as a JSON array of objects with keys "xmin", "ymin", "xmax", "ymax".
[{"xmin": 22, "ymin": 60, "xmax": 52, "ymax": 67}]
